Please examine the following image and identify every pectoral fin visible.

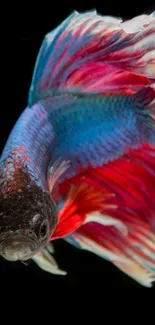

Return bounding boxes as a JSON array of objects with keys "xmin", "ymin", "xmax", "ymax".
[{"xmin": 32, "ymin": 243, "xmax": 67, "ymax": 275}]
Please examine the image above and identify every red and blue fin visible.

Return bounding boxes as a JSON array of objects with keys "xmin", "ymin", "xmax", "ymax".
[
  {"xmin": 28, "ymin": 10, "xmax": 155, "ymax": 106},
  {"xmin": 52, "ymin": 144, "xmax": 155, "ymax": 287}
]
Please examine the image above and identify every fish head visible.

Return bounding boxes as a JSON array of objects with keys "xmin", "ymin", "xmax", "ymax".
[{"xmin": 0, "ymin": 162, "xmax": 58, "ymax": 262}]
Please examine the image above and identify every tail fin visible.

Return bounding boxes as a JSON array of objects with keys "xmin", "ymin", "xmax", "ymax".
[{"xmin": 28, "ymin": 11, "xmax": 155, "ymax": 106}]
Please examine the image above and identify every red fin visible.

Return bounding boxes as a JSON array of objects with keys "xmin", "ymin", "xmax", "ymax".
[
  {"xmin": 88, "ymin": 144, "xmax": 155, "ymax": 230},
  {"xmin": 52, "ymin": 145, "xmax": 155, "ymax": 286},
  {"xmin": 52, "ymin": 183, "xmax": 114, "ymax": 239}
]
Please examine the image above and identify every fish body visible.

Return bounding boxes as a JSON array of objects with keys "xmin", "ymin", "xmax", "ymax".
[{"xmin": 0, "ymin": 10, "xmax": 155, "ymax": 286}]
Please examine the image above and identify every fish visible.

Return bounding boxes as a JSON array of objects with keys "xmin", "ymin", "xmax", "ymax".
[{"xmin": 0, "ymin": 10, "xmax": 155, "ymax": 287}]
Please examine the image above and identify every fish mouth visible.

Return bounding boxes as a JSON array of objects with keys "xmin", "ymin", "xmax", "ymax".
[{"xmin": 0, "ymin": 233, "xmax": 38, "ymax": 261}]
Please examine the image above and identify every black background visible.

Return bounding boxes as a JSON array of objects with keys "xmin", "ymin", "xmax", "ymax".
[{"xmin": 0, "ymin": 1, "xmax": 155, "ymax": 306}]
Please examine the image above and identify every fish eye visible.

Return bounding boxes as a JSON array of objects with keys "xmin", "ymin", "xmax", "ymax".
[
  {"xmin": 39, "ymin": 221, "xmax": 48, "ymax": 239},
  {"xmin": 32, "ymin": 215, "xmax": 49, "ymax": 240}
]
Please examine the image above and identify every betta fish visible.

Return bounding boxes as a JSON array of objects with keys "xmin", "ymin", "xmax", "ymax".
[{"xmin": 0, "ymin": 10, "xmax": 155, "ymax": 287}]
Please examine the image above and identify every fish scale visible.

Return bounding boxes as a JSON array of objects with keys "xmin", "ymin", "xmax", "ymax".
[{"xmin": 49, "ymin": 93, "xmax": 140, "ymax": 176}]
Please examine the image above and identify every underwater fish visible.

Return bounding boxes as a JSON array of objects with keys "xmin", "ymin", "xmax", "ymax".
[{"xmin": 0, "ymin": 10, "xmax": 155, "ymax": 287}]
